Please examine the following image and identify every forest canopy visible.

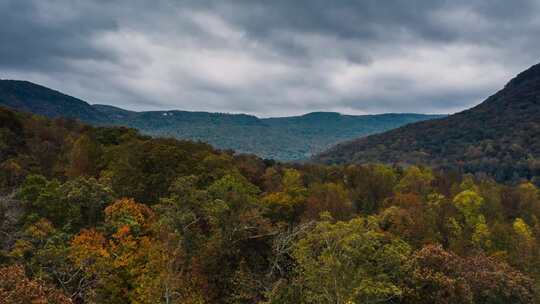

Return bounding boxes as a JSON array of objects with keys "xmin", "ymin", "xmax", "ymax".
[{"xmin": 1, "ymin": 106, "xmax": 539, "ymax": 303}]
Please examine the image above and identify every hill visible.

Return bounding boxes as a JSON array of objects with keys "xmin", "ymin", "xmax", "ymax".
[
  {"xmin": 0, "ymin": 80, "xmax": 105, "ymax": 122},
  {"xmin": 116, "ymin": 110, "xmax": 442, "ymax": 160},
  {"xmin": 315, "ymin": 63, "xmax": 540, "ymax": 183},
  {"xmin": 0, "ymin": 79, "xmax": 442, "ymax": 160}
]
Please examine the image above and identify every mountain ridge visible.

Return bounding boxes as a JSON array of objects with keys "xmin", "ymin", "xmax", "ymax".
[
  {"xmin": 0, "ymin": 79, "xmax": 443, "ymax": 160},
  {"xmin": 0, "ymin": 79, "xmax": 105, "ymax": 122},
  {"xmin": 315, "ymin": 62, "xmax": 540, "ymax": 183}
]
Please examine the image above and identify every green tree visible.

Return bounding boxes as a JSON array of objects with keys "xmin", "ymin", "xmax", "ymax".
[
  {"xmin": 395, "ymin": 166, "xmax": 434, "ymax": 196},
  {"xmin": 292, "ymin": 216, "xmax": 410, "ymax": 304},
  {"xmin": 450, "ymin": 190, "xmax": 492, "ymax": 252},
  {"xmin": 17, "ymin": 175, "xmax": 113, "ymax": 230},
  {"xmin": 17, "ymin": 175, "xmax": 75, "ymax": 227},
  {"xmin": 511, "ymin": 218, "xmax": 539, "ymax": 275},
  {"xmin": 262, "ymin": 169, "xmax": 307, "ymax": 223},
  {"xmin": 453, "ymin": 190, "xmax": 484, "ymax": 226},
  {"xmin": 59, "ymin": 177, "xmax": 114, "ymax": 229}
]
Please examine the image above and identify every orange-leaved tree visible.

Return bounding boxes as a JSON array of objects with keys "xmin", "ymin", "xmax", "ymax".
[{"xmin": 0, "ymin": 264, "xmax": 71, "ymax": 304}]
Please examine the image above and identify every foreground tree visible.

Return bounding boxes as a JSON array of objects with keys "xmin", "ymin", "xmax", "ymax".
[
  {"xmin": 70, "ymin": 198, "xmax": 156, "ymax": 303},
  {"xmin": 291, "ymin": 215, "xmax": 410, "ymax": 304},
  {"xmin": 404, "ymin": 245, "xmax": 536, "ymax": 304},
  {"xmin": 0, "ymin": 264, "xmax": 71, "ymax": 304}
]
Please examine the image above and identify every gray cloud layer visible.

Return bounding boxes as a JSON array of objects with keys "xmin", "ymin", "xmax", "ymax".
[{"xmin": 1, "ymin": 0, "xmax": 539, "ymax": 116}]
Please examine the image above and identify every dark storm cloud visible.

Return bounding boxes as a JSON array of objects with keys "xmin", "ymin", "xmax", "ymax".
[
  {"xmin": 197, "ymin": 0, "xmax": 540, "ymax": 59},
  {"xmin": 0, "ymin": 0, "xmax": 118, "ymax": 70},
  {"xmin": 1, "ymin": 0, "xmax": 539, "ymax": 116}
]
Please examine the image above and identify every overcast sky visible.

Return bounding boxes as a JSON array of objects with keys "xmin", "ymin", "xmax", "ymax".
[{"xmin": 1, "ymin": 0, "xmax": 539, "ymax": 117}]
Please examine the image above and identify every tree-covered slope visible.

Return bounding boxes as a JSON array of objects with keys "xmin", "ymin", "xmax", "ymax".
[
  {"xmin": 315, "ymin": 63, "xmax": 540, "ymax": 183},
  {"xmin": 0, "ymin": 80, "xmax": 105, "ymax": 122},
  {"xmin": 0, "ymin": 80, "xmax": 442, "ymax": 160},
  {"xmin": 119, "ymin": 110, "xmax": 442, "ymax": 160}
]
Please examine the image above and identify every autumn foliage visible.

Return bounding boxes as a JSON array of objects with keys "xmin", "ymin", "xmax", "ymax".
[
  {"xmin": 0, "ymin": 264, "xmax": 71, "ymax": 304},
  {"xmin": 1, "ymin": 107, "xmax": 539, "ymax": 303}
]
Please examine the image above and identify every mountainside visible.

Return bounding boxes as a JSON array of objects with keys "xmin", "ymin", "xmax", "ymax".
[
  {"xmin": 0, "ymin": 80, "xmax": 442, "ymax": 160},
  {"xmin": 315, "ymin": 63, "xmax": 540, "ymax": 183},
  {"xmin": 0, "ymin": 80, "xmax": 105, "ymax": 122}
]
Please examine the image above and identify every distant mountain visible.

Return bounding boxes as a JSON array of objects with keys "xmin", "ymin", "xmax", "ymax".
[
  {"xmin": 315, "ymin": 63, "xmax": 540, "ymax": 183},
  {"xmin": 0, "ymin": 79, "xmax": 443, "ymax": 161}
]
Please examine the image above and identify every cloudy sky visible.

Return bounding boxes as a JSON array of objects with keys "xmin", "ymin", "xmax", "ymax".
[{"xmin": 1, "ymin": 0, "xmax": 539, "ymax": 117}]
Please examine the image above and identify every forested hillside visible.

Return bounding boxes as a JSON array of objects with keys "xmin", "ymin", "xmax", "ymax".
[
  {"xmin": 0, "ymin": 80, "xmax": 442, "ymax": 160},
  {"xmin": 1, "ymin": 106, "xmax": 539, "ymax": 303},
  {"xmin": 315, "ymin": 63, "xmax": 540, "ymax": 184},
  {"xmin": 115, "ymin": 110, "xmax": 441, "ymax": 160},
  {"xmin": 0, "ymin": 80, "xmax": 105, "ymax": 122}
]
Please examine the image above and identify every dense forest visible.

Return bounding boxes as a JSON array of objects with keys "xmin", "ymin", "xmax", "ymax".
[
  {"xmin": 1, "ymin": 106, "xmax": 540, "ymax": 303},
  {"xmin": 315, "ymin": 63, "xmax": 540, "ymax": 185},
  {"xmin": 0, "ymin": 80, "xmax": 442, "ymax": 161}
]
